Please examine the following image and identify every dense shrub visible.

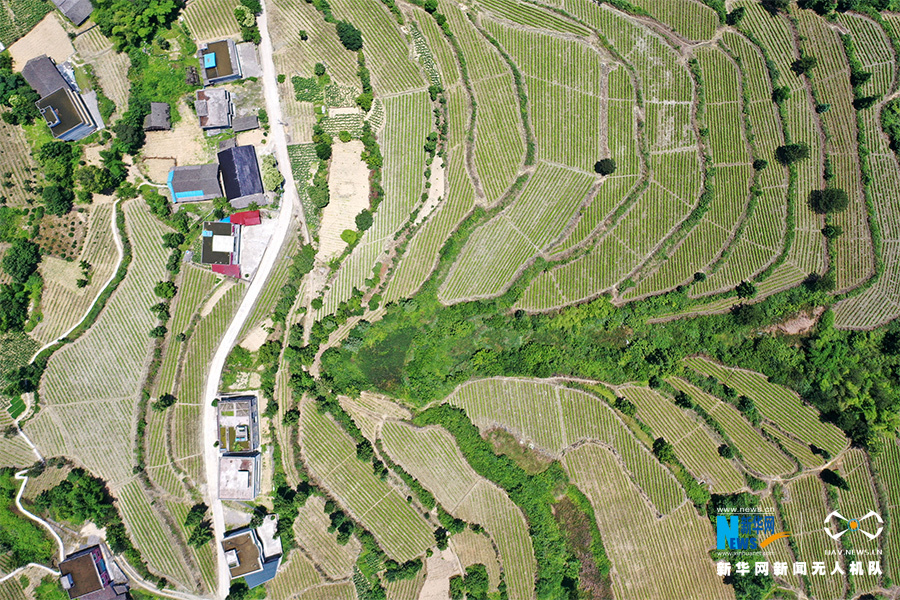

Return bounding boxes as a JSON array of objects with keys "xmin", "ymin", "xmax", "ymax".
[{"xmin": 336, "ymin": 20, "xmax": 363, "ymax": 51}]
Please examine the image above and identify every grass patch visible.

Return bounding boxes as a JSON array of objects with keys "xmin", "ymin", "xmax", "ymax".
[{"xmin": 484, "ymin": 428, "xmax": 552, "ymax": 475}]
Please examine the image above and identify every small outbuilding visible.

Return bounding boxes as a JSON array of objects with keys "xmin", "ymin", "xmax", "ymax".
[
  {"xmin": 232, "ymin": 115, "xmax": 259, "ymax": 133},
  {"xmin": 143, "ymin": 103, "xmax": 171, "ymax": 131}
]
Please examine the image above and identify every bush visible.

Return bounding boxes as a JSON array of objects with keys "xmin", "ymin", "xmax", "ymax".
[
  {"xmin": 162, "ymin": 232, "xmax": 184, "ymax": 248},
  {"xmin": 752, "ymin": 159, "xmax": 768, "ymax": 171},
  {"xmin": 340, "ymin": 229, "xmax": 358, "ymax": 245},
  {"xmin": 593, "ymin": 158, "xmax": 616, "ymax": 175},
  {"xmin": 808, "ymin": 188, "xmax": 849, "ymax": 214},
  {"xmin": 43, "ymin": 185, "xmax": 74, "ymax": 216},
  {"xmin": 336, "ymin": 20, "xmax": 363, "ymax": 51},
  {"xmin": 652, "ymin": 437, "xmax": 676, "ymax": 463},
  {"xmin": 355, "ymin": 209, "xmax": 373, "ymax": 231},
  {"xmin": 821, "ymin": 224, "xmax": 843, "ymax": 238},
  {"xmin": 791, "ymin": 55, "xmax": 817, "ymax": 75},
  {"xmin": 772, "ymin": 86, "xmax": 791, "ymax": 103},
  {"xmin": 152, "ymin": 393, "xmax": 177, "ymax": 411},
  {"xmin": 735, "ymin": 280, "xmax": 757, "ymax": 299},
  {"xmin": 718, "ymin": 444, "xmax": 735, "ymax": 459},
  {"xmin": 154, "ymin": 281, "xmax": 177, "ymax": 299},
  {"xmin": 726, "ymin": 6, "xmax": 745, "ymax": 24},
  {"xmin": 314, "ymin": 62, "xmax": 326, "ymax": 77}
]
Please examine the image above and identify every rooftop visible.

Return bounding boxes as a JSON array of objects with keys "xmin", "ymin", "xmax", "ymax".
[
  {"xmin": 52, "ymin": 0, "xmax": 93, "ymax": 25},
  {"xmin": 217, "ymin": 395, "xmax": 258, "ymax": 452},
  {"xmin": 22, "ymin": 55, "xmax": 68, "ymax": 97},
  {"xmin": 221, "ymin": 530, "xmax": 262, "ymax": 578},
  {"xmin": 218, "ymin": 145, "xmax": 263, "ymax": 201},
  {"xmin": 167, "ymin": 164, "xmax": 222, "ymax": 202},
  {"xmin": 37, "ymin": 87, "xmax": 95, "ymax": 141},
  {"xmin": 218, "ymin": 454, "xmax": 259, "ymax": 501},
  {"xmin": 201, "ymin": 40, "xmax": 241, "ymax": 84},
  {"xmin": 143, "ymin": 103, "xmax": 171, "ymax": 131},
  {"xmin": 58, "ymin": 546, "xmax": 123, "ymax": 600},
  {"xmin": 201, "ymin": 221, "xmax": 239, "ymax": 265},
  {"xmin": 196, "ymin": 88, "xmax": 232, "ymax": 129}
]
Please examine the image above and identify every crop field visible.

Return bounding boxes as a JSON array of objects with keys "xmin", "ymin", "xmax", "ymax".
[
  {"xmin": 668, "ymin": 378, "xmax": 796, "ymax": 476},
  {"xmin": 685, "ymin": 357, "xmax": 848, "ymax": 457},
  {"xmin": 182, "ymin": 0, "xmax": 242, "ymax": 42},
  {"xmin": 871, "ymin": 436, "xmax": 900, "ymax": 582},
  {"xmin": 295, "ymin": 582, "xmax": 355, "ymax": 600},
  {"xmin": 450, "ymin": 529, "xmax": 501, "ymax": 592},
  {"xmin": 837, "ymin": 448, "xmax": 881, "ymax": 595},
  {"xmin": 299, "ymin": 400, "xmax": 434, "ymax": 561},
  {"xmin": 292, "ymin": 495, "xmax": 360, "ymax": 579},
  {"xmin": 155, "ymin": 266, "xmax": 218, "ymax": 396},
  {"xmin": 25, "ymin": 200, "xmax": 171, "ymax": 487},
  {"xmin": 439, "ymin": 163, "xmax": 593, "ymax": 302},
  {"xmin": 0, "ymin": 409, "xmax": 35, "ymax": 467},
  {"xmin": 73, "ymin": 28, "xmax": 131, "ymax": 117},
  {"xmin": 31, "ymin": 203, "xmax": 119, "ymax": 345},
  {"xmin": 328, "ymin": 0, "xmax": 423, "ymax": 95},
  {"xmin": 117, "ymin": 480, "xmax": 194, "ymax": 589},
  {"xmin": 449, "ymin": 378, "xmax": 684, "ymax": 515},
  {"xmin": 319, "ymin": 91, "xmax": 430, "ymax": 317},
  {"xmin": 0, "ymin": 0, "xmax": 50, "ymax": 47},
  {"xmin": 780, "ymin": 475, "xmax": 848, "ymax": 600},
  {"xmin": 565, "ymin": 444, "xmax": 732, "ymax": 600},
  {"xmin": 0, "ymin": 110, "xmax": 40, "ymax": 206},
  {"xmin": 0, "ymin": 576, "xmax": 25, "ymax": 600},
  {"xmin": 381, "ymin": 420, "xmax": 535, "ymax": 600},
  {"xmin": 265, "ymin": 553, "xmax": 321, "ymax": 599},
  {"xmin": 619, "ymin": 386, "xmax": 744, "ymax": 492},
  {"xmin": 757, "ymin": 494, "xmax": 803, "ymax": 590},
  {"xmin": 471, "ymin": 74, "xmax": 527, "ymax": 204}
]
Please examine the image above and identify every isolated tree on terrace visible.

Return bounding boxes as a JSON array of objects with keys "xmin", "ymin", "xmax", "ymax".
[
  {"xmin": 736, "ymin": 280, "xmax": 757, "ymax": 299},
  {"xmin": 791, "ymin": 54, "xmax": 818, "ymax": 76},
  {"xmin": 652, "ymin": 437, "xmax": 676, "ymax": 463},
  {"xmin": 594, "ymin": 158, "xmax": 616, "ymax": 175},
  {"xmin": 775, "ymin": 143, "xmax": 810, "ymax": 165}
]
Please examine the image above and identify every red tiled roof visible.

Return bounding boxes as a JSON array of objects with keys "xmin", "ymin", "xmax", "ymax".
[
  {"xmin": 230, "ymin": 210, "xmax": 261, "ymax": 226},
  {"xmin": 212, "ymin": 264, "xmax": 241, "ymax": 278}
]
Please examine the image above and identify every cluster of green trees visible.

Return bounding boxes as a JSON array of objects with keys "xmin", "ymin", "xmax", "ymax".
[
  {"xmin": 0, "ymin": 468, "xmax": 56, "ymax": 567},
  {"xmin": 0, "ymin": 238, "xmax": 42, "ymax": 333},
  {"xmin": 450, "ymin": 564, "xmax": 491, "ymax": 600},
  {"xmin": 92, "ymin": 0, "xmax": 183, "ymax": 51},
  {"xmin": 184, "ymin": 503, "xmax": 213, "ymax": 547},
  {"xmin": 0, "ymin": 53, "xmax": 39, "ymax": 125},
  {"xmin": 233, "ymin": 0, "xmax": 262, "ymax": 44}
]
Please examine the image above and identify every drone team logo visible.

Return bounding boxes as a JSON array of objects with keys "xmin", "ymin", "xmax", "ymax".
[
  {"xmin": 716, "ymin": 513, "xmax": 790, "ymax": 551},
  {"xmin": 823, "ymin": 511, "xmax": 884, "ymax": 541}
]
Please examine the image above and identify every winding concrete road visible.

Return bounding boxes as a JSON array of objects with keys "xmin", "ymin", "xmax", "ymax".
[{"xmin": 201, "ymin": 3, "xmax": 309, "ymax": 598}]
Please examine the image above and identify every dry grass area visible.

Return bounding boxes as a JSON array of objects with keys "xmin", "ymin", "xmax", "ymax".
[
  {"xmin": 30, "ymin": 203, "xmax": 118, "ymax": 344},
  {"xmin": 73, "ymin": 28, "xmax": 131, "ymax": 117},
  {"xmin": 318, "ymin": 140, "xmax": 369, "ymax": 259},
  {"xmin": 144, "ymin": 158, "xmax": 176, "ymax": 184},
  {"xmin": 141, "ymin": 102, "xmax": 208, "ymax": 172},
  {"xmin": 8, "ymin": 13, "xmax": 74, "ymax": 69}
]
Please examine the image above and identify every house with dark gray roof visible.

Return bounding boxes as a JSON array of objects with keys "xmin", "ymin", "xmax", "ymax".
[
  {"xmin": 232, "ymin": 115, "xmax": 258, "ymax": 133},
  {"xmin": 217, "ymin": 145, "xmax": 265, "ymax": 208},
  {"xmin": 21, "ymin": 55, "xmax": 69, "ymax": 97},
  {"xmin": 199, "ymin": 40, "xmax": 242, "ymax": 86},
  {"xmin": 22, "ymin": 56, "xmax": 97, "ymax": 142},
  {"xmin": 143, "ymin": 103, "xmax": 170, "ymax": 131},
  {"xmin": 196, "ymin": 88, "xmax": 232, "ymax": 130},
  {"xmin": 52, "ymin": 0, "xmax": 93, "ymax": 25},
  {"xmin": 167, "ymin": 164, "xmax": 222, "ymax": 202}
]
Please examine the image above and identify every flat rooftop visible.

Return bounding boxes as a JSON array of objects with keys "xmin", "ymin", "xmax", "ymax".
[
  {"xmin": 221, "ymin": 531, "xmax": 262, "ymax": 578},
  {"xmin": 217, "ymin": 396, "xmax": 258, "ymax": 452},
  {"xmin": 219, "ymin": 454, "xmax": 259, "ymax": 501}
]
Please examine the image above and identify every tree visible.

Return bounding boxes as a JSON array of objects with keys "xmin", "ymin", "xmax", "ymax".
[
  {"xmin": 752, "ymin": 159, "xmax": 768, "ymax": 171},
  {"xmin": 355, "ymin": 209, "xmax": 373, "ymax": 231},
  {"xmin": 726, "ymin": 6, "xmax": 745, "ymax": 25},
  {"xmin": 820, "ymin": 468, "xmax": 850, "ymax": 490},
  {"xmin": 424, "ymin": 0, "xmax": 439, "ymax": 12},
  {"xmin": 851, "ymin": 69, "xmax": 872, "ymax": 87},
  {"xmin": 154, "ymin": 281, "xmax": 177, "ymax": 299},
  {"xmin": 736, "ymin": 280, "xmax": 757, "ymax": 299},
  {"xmin": 808, "ymin": 188, "xmax": 849, "ymax": 214},
  {"xmin": 762, "ymin": 0, "xmax": 791, "ymax": 14},
  {"xmin": 0, "ymin": 284, "xmax": 28, "ymax": 332},
  {"xmin": 594, "ymin": 158, "xmax": 616, "ymax": 175},
  {"xmin": 335, "ymin": 20, "xmax": 363, "ymax": 51},
  {"xmin": 299, "ymin": 29, "xmax": 308, "ymax": 40},
  {"xmin": 775, "ymin": 143, "xmax": 810, "ymax": 165},
  {"xmin": 152, "ymin": 394, "xmax": 177, "ymax": 411},
  {"xmin": 282, "ymin": 408, "xmax": 300, "ymax": 425},
  {"xmin": 652, "ymin": 437, "xmax": 676, "ymax": 463},
  {"xmin": 77, "ymin": 165, "xmax": 117, "ymax": 194},
  {"xmin": 821, "ymin": 224, "xmax": 843, "ymax": 238},
  {"xmin": 791, "ymin": 54, "xmax": 818, "ymax": 75},
  {"xmin": 2, "ymin": 239, "xmax": 40, "ymax": 283},
  {"xmin": 314, "ymin": 62, "xmax": 326, "ymax": 77},
  {"xmin": 718, "ymin": 444, "xmax": 735, "ymax": 459},
  {"xmin": 42, "ymin": 185, "xmax": 74, "ymax": 216},
  {"xmin": 260, "ymin": 154, "xmax": 284, "ymax": 191},
  {"xmin": 240, "ymin": 0, "xmax": 262, "ymax": 13},
  {"xmin": 162, "ymin": 232, "xmax": 185, "ymax": 248},
  {"xmin": 853, "ymin": 96, "xmax": 877, "ymax": 110},
  {"xmin": 731, "ymin": 303, "xmax": 764, "ymax": 326}
]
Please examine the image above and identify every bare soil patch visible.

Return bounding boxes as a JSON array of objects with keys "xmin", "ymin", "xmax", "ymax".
[
  {"xmin": 240, "ymin": 322, "xmax": 271, "ymax": 351},
  {"xmin": 201, "ymin": 279, "xmax": 234, "ymax": 317},
  {"xmin": 764, "ymin": 306, "xmax": 825, "ymax": 336},
  {"xmin": 418, "ymin": 548, "xmax": 461, "ymax": 600},
  {"xmin": 144, "ymin": 158, "xmax": 177, "ymax": 184},
  {"xmin": 8, "ymin": 14, "xmax": 75, "ymax": 69},
  {"xmin": 414, "ymin": 161, "xmax": 445, "ymax": 226},
  {"xmin": 236, "ymin": 129, "xmax": 265, "ymax": 147},
  {"xmin": 317, "ymin": 140, "xmax": 369, "ymax": 259}
]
